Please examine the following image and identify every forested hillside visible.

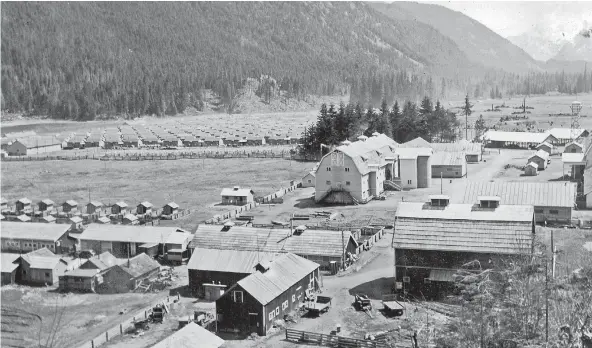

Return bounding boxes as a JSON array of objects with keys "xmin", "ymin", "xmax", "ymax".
[
  {"xmin": 1, "ymin": 2, "xmax": 475, "ymax": 120},
  {"xmin": 1, "ymin": 2, "xmax": 590, "ymax": 121}
]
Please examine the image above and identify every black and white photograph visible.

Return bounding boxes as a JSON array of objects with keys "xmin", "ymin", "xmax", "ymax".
[{"xmin": 1, "ymin": 1, "xmax": 592, "ymax": 348}]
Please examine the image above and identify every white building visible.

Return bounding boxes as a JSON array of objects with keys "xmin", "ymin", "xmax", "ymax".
[{"xmin": 314, "ymin": 133, "xmax": 432, "ymax": 204}]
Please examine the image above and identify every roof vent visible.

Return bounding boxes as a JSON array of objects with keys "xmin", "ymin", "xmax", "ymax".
[
  {"xmin": 478, "ymin": 196, "xmax": 500, "ymax": 208},
  {"xmin": 293, "ymin": 225, "xmax": 307, "ymax": 235},
  {"xmin": 233, "ymin": 186, "xmax": 240, "ymax": 191},
  {"xmin": 358, "ymin": 135, "xmax": 368, "ymax": 142},
  {"xmin": 255, "ymin": 261, "xmax": 271, "ymax": 273},
  {"xmin": 429, "ymin": 195, "xmax": 450, "ymax": 207}
]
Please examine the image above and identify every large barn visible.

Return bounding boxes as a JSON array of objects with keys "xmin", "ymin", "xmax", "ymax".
[
  {"xmin": 216, "ymin": 253, "xmax": 320, "ymax": 336},
  {"xmin": 189, "ymin": 225, "xmax": 358, "ymax": 269},
  {"xmin": 188, "ymin": 248, "xmax": 279, "ymax": 299},
  {"xmin": 456, "ymin": 181, "xmax": 577, "ymax": 224},
  {"xmin": 5, "ymin": 136, "xmax": 62, "ymax": 156},
  {"xmin": 482, "ymin": 131, "xmax": 558, "ymax": 149},
  {"xmin": 393, "ymin": 196, "xmax": 535, "ymax": 297},
  {"xmin": 1, "ymin": 222, "xmax": 72, "ymax": 254}
]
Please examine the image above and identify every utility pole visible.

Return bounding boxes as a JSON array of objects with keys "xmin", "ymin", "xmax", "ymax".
[
  {"xmin": 341, "ymin": 230, "xmax": 345, "ymax": 271},
  {"xmin": 440, "ymin": 172, "xmax": 443, "ymax": 194},
  {"xmin": 545, "ymin": 258, "xmax": 549, "ymax": 343},
  {"xmin": 551, "ymin": 230, "xmax": 556, "ymax": 279},
  {"xmin": 480, "ymin": 296, "xmax": 485, "ymax": 348}
]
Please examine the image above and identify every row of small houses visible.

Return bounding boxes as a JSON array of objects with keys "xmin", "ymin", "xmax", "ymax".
[{"xmin": 1, "ymin": 197, "xmax": 180, "ymax": 218}]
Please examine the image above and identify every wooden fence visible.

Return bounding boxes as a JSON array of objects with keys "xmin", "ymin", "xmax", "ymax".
[
  {"xmin": 2, "ymin": 150, "xmax": 294, "ymax": 162},
  {"xmin": 285, "ymin": 328, "xmax": 387, "ymax": 348},
  {"xmin": 72, "ymin": 295, "xmax": 179, "ymax": 348}
]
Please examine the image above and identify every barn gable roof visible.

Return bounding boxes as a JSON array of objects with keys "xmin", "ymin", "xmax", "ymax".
[
  {"xmin": 1, "ymin": 222, "xmax": 69, "ymax": 241},
  {"xmin": 188, "ymin": 248, "xmax": 279, "ymax": 274},
  {"xmin": 113, "ymin": 253, "xmax": 160, "ymax": 278},
  {"xmin": 78, "ymin": 224, "xmax": 183, "ymax": 244},
  {"xmin": 325, "ymin": 133, "xmax": 399, "ymax": 175}
]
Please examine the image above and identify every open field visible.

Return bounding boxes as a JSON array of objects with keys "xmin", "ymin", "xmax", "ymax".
[{"xmin": 1, "ymin": 158, "xmax": 312, "ymax": 230}]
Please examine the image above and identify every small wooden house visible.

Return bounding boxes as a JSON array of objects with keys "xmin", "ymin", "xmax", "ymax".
[
  {"xmin": 41, "ymin": 215, "xmax": 57, "ymax": 223},
  {"xmin": 301, "ymin": 172, "xmax": 316, "ymax": 188},
  {"xmin": 111, "ymin": 201, "xmax": 128, "ymax": 215},
  {"xmin": 535, "ymin": 141, "xmax": 553, "ymax": 155},
  {"xmin": 70, "ymin": 216, "xmax": 84, "ymax": 231},
  {"xmin": 564, "ymin": 142, "xmax": 583, "ymax": 153},
  {"xmin": 38, "ymin": 199, "xmax": 55, "ymax": 212},
  {"xmin": 220, "ymin": 186, "xmax": 254, "ymax": 206},
  {"xmin": 122, "ymin": 214, "xmax": 139, "ymax": 225},
  {"xmin": 1, "ymin": 253, "xmax": 20, "ymax": 286},
  {"xmin": 528, "ymin": 150, "xmax": 549, "ymax": 170},
  {"xmin": 163, "ymin": 202, "xmax": 179, "ymax": 215},
  {"xmin": 137, "ymin": 201, "xmax": 153, "ymax": 215},
  {"xmin": 86, "ymin": 201, "xmax": 104, "ymax": 215},
  {"xmin": 96, "ymin": 216, "xmax": 111, "ymax": 224},
  {"xmin": 15, "ymin": 198, "xmax": 32, "ymax": 213},
  {"xmin": 62, "ymin": 200, "xmax": 78, "ymax": 213},
  {"xmin": 17, "ymin": 214, "xmax": 31, "ymax": 222},
  {"xmin": 524, "ymin": 162, "xmax": 538, "ymax": 176}
]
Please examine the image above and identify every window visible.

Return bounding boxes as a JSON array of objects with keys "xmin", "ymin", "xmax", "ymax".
[
  {"xmin": 282, "ymin": 300, "xmax": 288, "ymax": 310},
  {"xmin": 292, "ymin": 294, "xmax": 296, "ymax": 303},
  {"xmin": 268, "ymin": 312, "xmax": 274, "ymax": 321},
  {"xmin": 326, "ymin": 181, "xmax": 331, "ymax": 185},
  {"xmin": 550, "ymin": 209, "xmax": 559, "ymax": 214},
  {"xmin": 275, "ymin": 307, "xmax": 279, "ymax": 316},
  {"xmin": 326, "ymin": 167, "xmax": 331, "ymax": 171},
  {"xmin": 233, "ymin": 291, "xmax": 243, "ymax": 303},
  {"xmin": 346, "ymin": 181, "xmax": 351, "ymax": 186},
  {"xmin": 345, "ymin": 168, "xmax": 350, "ymax": 172},
  {"xmin": 45, "ymin": 272, "xmax": 50, "ymax": 278},
  {"xmin": 308, "ymin": 180, "xmax": 311, "ymax": 183},
  {"xmin": 535, "ymin": 209, "xmax": 544, "ymax": 214},
  {"xmin": 403, "ymin": 276, "xmax": 410, "ymax": 283},
  {"xmin": 407, "ymin": 180, "xmax": 412, "ymax": 185}
]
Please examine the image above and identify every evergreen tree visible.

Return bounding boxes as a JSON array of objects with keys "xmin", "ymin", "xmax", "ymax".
[
  {"xmin": 462, "ymin": 94, "xmax": 473, "ymax": 140},
  {"xmin": 419, "ymin": 96, "xmax": 433, "ymax": 116},
  {"xmin": 474, "ymin": 114, "xmax": 486, "ymax": 140},
  {"xmin": 389, "ymin": 101, "xmax": 401, "ymax": 140}
]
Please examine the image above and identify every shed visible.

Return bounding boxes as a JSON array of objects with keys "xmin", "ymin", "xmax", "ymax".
[
  {"xmin": 216, "ymin": 253, "xmax": 320, "ymax": 336},
  {"xmin": 17, "ymin": 214, "xmax": 31, "ymax": 222},
  {"xmin": 1, "ymin": 253, "xmax": 20, "ymax": 285},
  {"xmin": 80, "ymin": 251, "xmax": 121, "ymax": 270},
  {"xmin": 301, "ymin": 172, "xmax": 316, "ymax": 188},
  {"xmin": 86, "ymin": 201, "xmax": 104, "ymax": 215},
  {"xmin": 111, "ymin": 201, "xmax": 128, "ymax": 215},
  {"xmin": 70, "ymin": 216, "xmax": 84, "ymax": 231},
  {"xmin": 188, "ymin": 248, "xmax": 278, "ymax": 298},
  {"xmin": 6, "ymin": 140, "xmax": 27, "ymax": 156},
  {"xmin": 58, "ymin": 268, "xmax": 102, "ymax": 293},
  {"xmin": 528, "ymin": 150, "xmax": 550, "ymax": 170},
  {"xmin": 536, "ymin": 141, "xmax": 553, "ymax": 155},
  {"xmin": 122, "ymin": 214, "xmax": 139, "ymax": 225},
  {"xmin": 38, "ymin": 199, "xmax": 55, "ymax": 212},
  {"xmin": 1, "ymin": 222, "xmax": 72, "ymax": 253},
  {"xmin": 136, "ymin": 201, "xmax": 153, "ymax": 215},
  {"xmin": 15, "ymin": 197, "xmax": 32, "ymax": 213},
  {"xmin": 151, "ymin": 322, "xmax": 224, "ymax": 348},
  {"xmin": 18, "ymin": 251, "xmax": 68, "ymax": 286},
  {"xmin": 220, "ymin": 187, "xmax": 255, "ymax": 206},
  {"xmin": 41, "ymin": 215, "xmax": 57, "ymax": 223},
  {"xmin": 430, "ymin": 152, "xmax": 466, "ymax": 178},
  {"xmin": 97, "ymin": 253, "xmax": 160, "ymax": 293},
  {"xmin": 62, "ymin": 200, "xmax": 78, "ymax": 213},
  {"xmin": 524, "ymin": 162, "xmax": 538, "ymax": 176},
  {"xmin": 162, "ymin": 202, "xmax": 179, "ymax": 215},
  {"xmin": 96, "ymin": 216, "xmax": 111, "ymax": 224},
  {"xmin": 457, "ymin": 181, "xmax": 577, "ymax": 224}
]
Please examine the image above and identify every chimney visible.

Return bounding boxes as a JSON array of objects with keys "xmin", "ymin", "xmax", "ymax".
[
  {"xmin": 357, "ymin": 135, "xmax": 368, "ymax": 142},
  {"xmin": 233, "ymin": 186, "xmax": 240, "ymax": 191},
  {"xmin": 478, "ymin": 196, "xmax": 500, "ymax": 208},
  {"xmin": 429, "ymin": 195, "xmax": 450, "ymax": 207},
  {"xmin": 372, "ymin": 132, "xmax": 380, "ymax": 137}
]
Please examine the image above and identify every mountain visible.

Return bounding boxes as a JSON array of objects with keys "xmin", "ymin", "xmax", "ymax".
[
  {"xmin": 553, "ymin": 34, "xmax": 592, "ymax": 61},
  {"xmin": 507, "ymin": 32, "xmax": 568, "ymax": 62},
  {"xmin": 1, "ymin": 2, "xmax": 481, "ymax": 119},
  {"xmin": 372, "ymin": 2, "xmax": 542, "ymax": 73}
]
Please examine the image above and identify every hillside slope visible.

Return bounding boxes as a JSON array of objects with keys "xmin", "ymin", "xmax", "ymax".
[{"xmin": 372, "ymin": 1, "xmax": 542, "ymax": 73}]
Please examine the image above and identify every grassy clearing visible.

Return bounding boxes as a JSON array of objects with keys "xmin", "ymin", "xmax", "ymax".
[{"xmin": 1, "ymin": 158, "xmax": 312, "ymax": 230}]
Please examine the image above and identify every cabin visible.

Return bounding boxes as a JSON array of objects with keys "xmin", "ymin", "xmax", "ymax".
[
  {"xmin": 301, "ymin": 172, "xmax": 316, "ymax": 188},
  {"xmin": 528, "ymin": 150, "xmax": 550, "ymax": 170},
  {"xmin": 70, "ymin": 216, "xmax": 84, "ymax": 231},
  {"xmin": 536, "ymin": 142, "xmax": 553, "ymax": 155},
  {"xmin": 430, "ymin": 152, "xmax": 466, "ymax": 178},
  {"xmin": 162, "ymin": 202, "xmax": 179, "ymax": 216},
  {"xmin": 38, "ymin": 199, "xmax": 55, "ymax": 212},
  {"xmin": 15, "ymin": 198, "xmax": 32, "ymax": 214},
  {"xmin": 524, "ymin": 162, "xmax": 538, "ymax": 176},
  {"xmin": 564, "ymin": 142, "xmax": 583, "ymax": 153},
  {"xmin": 62, "ymin": 200, "xmax": 78, "ymax": 213},
  {"xmin": 86, "ymin": 201, "xmax": 104, "ymax": 215},
  {"xmin": 164, "ymin": 231, "xmax": 193, "ymax": 264},
  {"xmin": 136, "ymin": 201, "xmax": 153, "ymax": 215},
  {"xmin": 122, "ymin": 214, "xmax": 139, "ymax": 225},
  {"xmin": 216, "ymin": 253, "xmax": 320, "ymax": 336},
  {"xmin": 58, "ymin": 268, "xmax": 102, "ymax": 293},
  {"xmin": 1, "ymin": 253, "xmax": 20, "ymax": 285},
  {"xmin": 18, "ymin": 248, "xmax": 69, "ymax": 286},
  {"xmin": 393, "ymin": 196, "xmax": 535, "ymax": 297},
  {"xmin": 220, "ymin": 187, "xmax": 254, "ymax": 206},
  {"xmin": 111, "ymin": 201, "xmax": 129, "ymax": 215}
]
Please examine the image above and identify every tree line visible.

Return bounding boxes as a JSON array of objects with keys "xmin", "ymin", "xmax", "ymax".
[{"xmin": 299, "ymin": 96, "xmax": 461, "ymax": 159}]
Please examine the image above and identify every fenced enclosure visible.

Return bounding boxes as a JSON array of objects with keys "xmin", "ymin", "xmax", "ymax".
[{"xmin": 285, "ymin": 328, "xmax": 388, "ymax": 348}]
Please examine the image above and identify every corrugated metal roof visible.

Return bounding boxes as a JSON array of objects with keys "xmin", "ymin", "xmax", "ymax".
[
  {"xmin": 151, "ymin": 322, "xmax": 224, "ymax": 348},
  {"xmin": 395, "ymin": 202, "xmax": 534, "ymax": 222},
  {"xmin": 431, "ymin": 152, "xmax": 466, "ymax": 166},
  {"xmin": 78, "ymin": 224, "xmax": 180, "ymax": 244},
  {"xmin": 1, "ymin": 253, "xmax": 20, "ymax": 273},
  {"xmin": 188, "ymin": 248, "xmax": 279, "ymax": 273},
  {"xmin": 237, "ymin": 253, "xmax": 319, "ymax": 305},
  {"xmin": 190, "ymin": 225, "xmax": 357, "ymax": 258},
  {"xmin": 1, "ymin": 222, "xmax": 69, "ymax": 241},
  {"xmin": 456, "ymin": 181, "xmax": 577, "ymax": 208}
]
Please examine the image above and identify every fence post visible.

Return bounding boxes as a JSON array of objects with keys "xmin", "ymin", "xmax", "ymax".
[
  {"xmin": 91, "ymin": 340, "xmax": 94, "ymax": 348},
  {"xmin": 105, "ymin": 331, "xmax": 108, "ymax": 341},
  {"xmin": 120, "ymin": 324, "xmax": 123, "ymax": 334}
]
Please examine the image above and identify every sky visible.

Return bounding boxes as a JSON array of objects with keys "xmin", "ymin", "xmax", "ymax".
[{"xmin": 427, "ymin": 1, "xmax": 592, "ymax": 40}]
